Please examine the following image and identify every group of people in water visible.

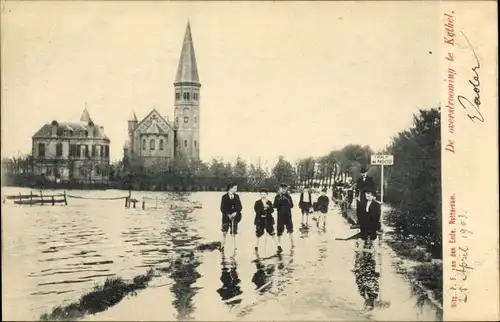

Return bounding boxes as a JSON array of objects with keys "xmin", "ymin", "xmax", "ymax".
[{"xmin": 219, "ymin": 166, "xmax": 382, "ymax": 253}]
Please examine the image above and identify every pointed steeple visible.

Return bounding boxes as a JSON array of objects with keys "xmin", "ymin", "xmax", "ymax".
[
  {"xmin": 128, "ymin": 110, "xmax": 138, "ymax": 122},
  {"xmin": 175, "ymin": 20, "xmax": 200, "ymax": 84},
  {"xmin": 80, "ymin": 107, "xmax": 92, "ymax": 123}
]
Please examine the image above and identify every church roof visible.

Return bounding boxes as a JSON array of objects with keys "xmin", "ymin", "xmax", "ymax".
[
  {"xmin": 144, "ymin": 119, "xmax": 166, "ymax": 135},
  {"xmin": 175, "ymin": 21, "xmax": 200, "ymax": 85},
  {"xmin": 128, "ymin": 111, "xmax": 138, "ymax": 122}
]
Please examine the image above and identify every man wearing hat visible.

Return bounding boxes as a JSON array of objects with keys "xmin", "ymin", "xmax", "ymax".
[
  {"xmin": 357, "ymin": 188, "xmax": 382, "ymax": 248},
  {"xmin": 273, "ymin": 183, "xmax": 295, "ymax": 248},
  {"xmin": 355, "ymin": 166, "xmax": 376, "ymax": 220},
  {"xmin": 220, "ymin": 182, "xmax": 243, "ymax": 252}
]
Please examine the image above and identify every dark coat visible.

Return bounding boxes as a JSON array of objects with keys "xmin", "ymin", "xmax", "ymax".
[
  {"xmin": 356, "ymin": 176, "xmax": 376, "ymax": 198},
  {"xmin": 254, "ymin": 199, "xmax": 275, "ymax": 225},
  {"xmin": 220, "ymin": 192, "xmax": 243, "ymax": 222},
  {"xmin": 357, "ymin": 200, "xmax": 382, "ymax": 232},
  {"xmin": 316, "ymin": 195, "xmax": 330, "ymax": 213},
  {"xmin": 273, "ymin": 193, "xmax": 294, "ymax": 216},
  {"xmin": 299, "ymin": 192, "xmax": 313, "ymax": 210}
]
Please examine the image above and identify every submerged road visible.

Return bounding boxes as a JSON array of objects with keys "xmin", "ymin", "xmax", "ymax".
[{"xmin": 81, "ymin": 192, "xmax": 441, "ymax": 321}]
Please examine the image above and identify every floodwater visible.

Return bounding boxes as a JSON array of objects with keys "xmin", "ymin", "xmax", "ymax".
[{"xmin": 1, "ymin": 188, "xmax": 442, "ymax": 321}]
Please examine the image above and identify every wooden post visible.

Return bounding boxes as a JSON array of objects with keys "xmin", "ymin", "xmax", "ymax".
[
  {"xmin": 51, "ymin": 196, "xmax": 55, "ymax": 206},
  {"xmin": 64, "ymin": 191, "xmax": 67, "ymax": 205},
  {"xmin": 142, "ymin": 198, "xmax": 145, "ymax": 210},
  {"xmin": 40, "ymin": 190, "xmax": 43, "ymax": 206},
  {"xmin": 19, "ymin": 192, "xmax": 22, "ymax": 202},
  {"xmin": 30, "ymin": 191, "xmax": 33, "ymax": 206},
  {"xmin": 125, "ymin": 197, "xmax": 129, "ymax": 208},
  {"xmin": 133, "ymin": 200, "xmax": 136, "ymax": 208}
]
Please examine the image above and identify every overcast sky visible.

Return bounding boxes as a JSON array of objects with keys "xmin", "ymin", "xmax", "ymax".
[{"xmin": 2, "ymin": 1, "xmax": 440, "ymax": 165}]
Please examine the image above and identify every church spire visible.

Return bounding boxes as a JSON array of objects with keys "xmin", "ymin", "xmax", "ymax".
[
  {"xmin": 80, "ymin": 105, "xmax": 92, "ymax": 123},
  {"xmin": 174, "ymin": 20, "xmax": 200, "ymax": 85}
]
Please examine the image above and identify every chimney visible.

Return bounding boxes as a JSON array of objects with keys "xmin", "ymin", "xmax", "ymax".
[{"xmin": 51, "ymin": 120, "xmax": 58, "ymax": 137}]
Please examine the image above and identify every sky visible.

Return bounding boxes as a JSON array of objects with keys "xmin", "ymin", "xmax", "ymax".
[{"xmin": 1, "ymin": 1, "xmax": 440, "ymax": 166}]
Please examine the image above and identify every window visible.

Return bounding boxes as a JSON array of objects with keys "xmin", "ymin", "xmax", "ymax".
[
  {"xmin": 142, "ymin": 139, "xmax": 146, "ymax": 150},
  {"xmin": 175, "ymin": 92, "xmax": 181, "ymax": 100},
  {"xmin": 183, "ymin": 92, "xmax": 190, "ymax": 100},
  {"xmin": 175, "ymin": 117, "xmax": 179, "ymax": 124},
  {"xmin": 193, "ymin": 92, "xmax": 198, "ymax": 101},
  {"xmin": 84, "ymin": 145, "xmax": 89, "ymax": 158},
  {"xmin": 84, "ymin": 130, "xmax": 89, "ymax": 137},
  {"xmin": 91, "ymin": 145, "xmax": 96, "ymax": 157},
  {"xmin": 100, "ymin": 145, "xmax": 104, "ymax": 157},
  {"xmin": 56, "ymin": 143, "xmax": 63, "ymax": 157},
  {"xmin": 194, "ymin": 140, "xmax": 197, "ymax": 148},
  {"xmin": 76, "ymin": 145, "xmax": 81, "ymax": 157},
  {"xmin": 95, "ymin": 165, "xmax": 101, "ymax": 175},
  {"xmin": 105, "ymin": 146, "xmax": 109, "ymax": 158},
  {"xmin": 150, "ymin": 139, "xmax": 155, "ymax": 150},
  {"xmin": 159, "ymin": 139, "xmax": 164, "ymax": 150},
  {"xmin": 184, "ymin": 117, "xmax": 189, "ymax": 124},
  {"xmin": 184, "ymin": 140, "xmax": 188, "ymax": 148},
  {"xmin": 96, "ymin": 145, "xmax": 101, "ymax": 157},
  {"xmin": 38, "ymin": 143, "xmax": 46, "ymax": 157},
  {"xmin": 194, "ymin": 117, "xmax": 197, "ymax": 124}
]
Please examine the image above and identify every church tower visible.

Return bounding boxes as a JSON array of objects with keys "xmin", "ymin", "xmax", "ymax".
[{"xmin": 174, "ymin": 21, "xmax": 200, "ymax": 159}]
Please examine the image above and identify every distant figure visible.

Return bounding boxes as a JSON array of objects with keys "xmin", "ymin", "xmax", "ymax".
[
  {"xmin": 254, "ymin": 189, "xmax": 282, "ymax": 254},
  {"xmin": 357, "ymin": 189, "xmax": 382, "ymax": 248},
  {"xmin": 355, "ymin": 166, "xmax": 376, "ymax": 219},
  {"xmin": 220, "ymin": 182, "xmax": 243, "ymax": 252},
  {"xmin": 298, "ymin": 186, "xmax": 313, "ymax": 227},
  {"xmin": 344, "ymin": 177, "xmax": 354, "ymax": 209},
  {"xmin": 273, "ymin": 183, "xmax": 295, "ymax": 249},
  {"xmin": 316, "ymin": 188, "xmax": 330, "ymax": 229}
]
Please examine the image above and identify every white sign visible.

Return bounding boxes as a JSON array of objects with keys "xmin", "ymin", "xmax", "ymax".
[{"xmin": 371, "ymin": 154, "xmax": 394, "ymax": 165}]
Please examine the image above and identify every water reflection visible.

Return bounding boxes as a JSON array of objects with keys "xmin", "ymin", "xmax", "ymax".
[
  {"xmin": 251, "ymin": 254, "xmax": 276, "ymax": 295},
  {"xmin": 353, "ymin": 249, "xmax": 381, "ymax": 311},
  {"xmin": 217, "ymin": 254, "xmax": 242, "ymax": 307}
]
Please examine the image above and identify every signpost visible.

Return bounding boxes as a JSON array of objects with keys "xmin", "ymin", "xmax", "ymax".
[{"xmin": 370, "ymin": 155, "xmax": 394, "ymax": 203}]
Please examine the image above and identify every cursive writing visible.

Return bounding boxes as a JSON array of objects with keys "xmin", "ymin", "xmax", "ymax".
[
  {"xmin": 457, "ymin": 31, "xmax": 484, "ymax": 123},
  {"xmin": 454, "ymin": 246, "xmax": 474, "ymax": 281}
]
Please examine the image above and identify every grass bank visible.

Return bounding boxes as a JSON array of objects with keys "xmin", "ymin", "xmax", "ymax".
[{"xmin": 40, "ymin": 268, "xmax": 155, "ymax": 321}]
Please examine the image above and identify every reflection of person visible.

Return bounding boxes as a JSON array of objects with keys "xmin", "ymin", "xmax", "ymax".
[
  {"xmin": 220, "ymin": 183, "xmax": 243, "ymax": 252},
  {"xmin": 273, "ymin": 183, "xmax": 295, "ymax": 248},
  {"xmin": 251, "ymin": 257, "xmax": 276, "ymax": 294},
  {"xmin": 299, "ymin": 186, "xmax": 313, "ymax": 227},
  {"xmin": 316, "ymin": 188, "xmax": 330, "ymax": 228},
  {"xmin": 254, "ymin": 189, "xmax": 282, "ymax": 253},
  {"xmin": 355, "ymin": 167, "xmax": 376, "ymax": 219},
  {"xmin": 357, "ymin": 189, "xmax": 382, "ymax": 248},
  {"xmin": 217, "ymin": 256, "xmax": 243, "ymax": 305},
  {"xmin": 353, "ymin": 250, "xmax": 380, "ymax": 310}
]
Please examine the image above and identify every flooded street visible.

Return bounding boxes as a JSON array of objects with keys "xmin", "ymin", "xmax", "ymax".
[{"xmin": 2, "ymin": 188, "xmax": 441, "ymax": 321}]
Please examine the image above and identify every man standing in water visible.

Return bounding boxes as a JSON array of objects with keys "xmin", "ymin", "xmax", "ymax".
[
  {"xmin": 220, "ymin": 182, "xmax": 243, "ymax": 252},
  {"xmin": 298, "ymin": 186, "xmax": 313, "ymax": 227},
  {"xmin": 357, "ymin": 189, "xmax": 382, "ymax": 249},
  {"xmin": 254, "ymin": 189, "xmax": 282, "ymax": 253},
  {"xmin": 355, "ymin": 166, "xmax": 376, "ymax": 222},
  {"xmin": 273, "ymin": 183, "xmax": 295, "ymax": 249}
]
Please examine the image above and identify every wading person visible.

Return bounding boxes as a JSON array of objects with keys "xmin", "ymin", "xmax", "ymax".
[
  {"xmin": 273, "ymin": 183, "xmax": 295, "ymax": 249},
  {"xmin": 254, "ymin": 189, "xmax": 282, "ymax": 254},
  {"xmin": 357, "ymin": 189, "xmax": 382, "ymax": 249},
  {"xmin": 355, "ymin": 167, "xmax": 376, "ymax": 221},
  {"xmin": 298, "ymin": 186, "xmax": 313, "ymax": 227},
  {"xmin": 220, "ymin": 182, "xmax": 243, "ymax": 252},
  {"xmin": 316, "ymin": 188, "xmax": 330, "ymax": 228}
]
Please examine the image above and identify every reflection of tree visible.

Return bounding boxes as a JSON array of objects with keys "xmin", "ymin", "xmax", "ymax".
[
  {"xmin": 169, "ymin": 255, "xmax": 202, "ymax": 320},
  {"xmin": 353, "ymin": 250, "xmax": 380, "ymax": 310},
  {"xmin": 217, "ymin": 257, "xmax": 243, "ymax": 307}
]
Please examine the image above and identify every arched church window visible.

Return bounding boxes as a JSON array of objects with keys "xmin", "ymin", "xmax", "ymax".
[
  {"xmin": 184, "ymin": 140, "xmax": 187, "ymax": 148},
  {"xmin": 142, "ymin": 139, "xmax": 146, "ymax": 150},
  {"xmin": 193, "ymin": 92, "xmax": 198, "ymax": 101},
  {"xmin": 175, "ymin": 92, "xmax": 180, "ymax": 100},
  {"xmin": 183, "ymin": 92, "xmax": 190, "ymax": 101},
  {"xmin": 184, "ymin": 117, "xmax": 189, "ymax": 124},
  {"xmin": 150, "ymin": 139, "xmax": 155, "ymax": 151},
  {"xmin": 159, "ymin": 139, "xmax": 164, "ymax": 150}
]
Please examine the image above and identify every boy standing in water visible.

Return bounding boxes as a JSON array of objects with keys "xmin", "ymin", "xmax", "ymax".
[
  {"xmin": 316, "ymin": 188, "xmax": 330, "ymax": 228},
  {"xmin": 220, "ymin": 182, "xmax": 243, "ymax": 252},
  {"xmin": 298, "ymin": 186, "xmax": 313, "ymax": 227},
  {"xmin": 273, "ymin": 183, "xmax": 295, "ymax": 249},
  {"xmin": 254, "ymin": 189, "xmax": 282, "ymax": 253},
  {"xmin": 357, "ymin": 189, "xmax": 382, "ymax": 249}
]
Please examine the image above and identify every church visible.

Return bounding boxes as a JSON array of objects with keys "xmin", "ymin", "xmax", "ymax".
[{"xmin": 123, "ymin": 21, "xmax": 201, "ymax": 167}]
